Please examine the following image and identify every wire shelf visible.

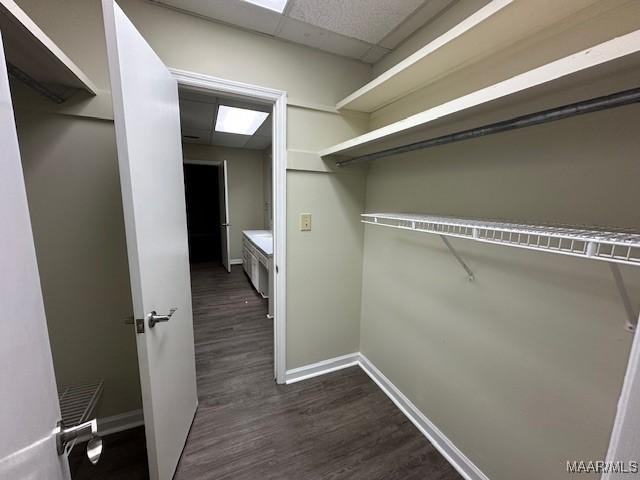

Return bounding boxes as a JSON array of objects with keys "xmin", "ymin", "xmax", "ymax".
[
  {"xmin": 362, "ymin": 213, "xmax": 640, "ymax": 267},
  {"xmin": 58, "ymin": 381, "xmax": 104, "ymax": 428}
]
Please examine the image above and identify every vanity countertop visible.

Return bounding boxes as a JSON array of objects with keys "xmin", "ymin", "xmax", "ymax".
[{"xmin": 243, "ymin": 230, "xmax": 273, "ymax": 256}]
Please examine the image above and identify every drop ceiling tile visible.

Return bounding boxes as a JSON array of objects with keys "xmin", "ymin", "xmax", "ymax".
[
  {"xmin": 178, "ymin": 89, "xmax": 217, "ymax": 104},
  {"xmin": 277, "ymin": 17, "xmax": 371, "ymax": 59},
  {"xmin": 181, "ymin": 128, "xmax": 211, "ymax": 145},
  {"xmin": 254, "ymin": 114, "xmax": 272, "ymax": 136},
  {"xmin": 360, "ymin": 45, "xmax": 390, "ymax": 63},
  {"xmin": 211, "ymin": 131, "xmax": 251, "ymax": 148},
  {"xmin": 152, "ymin": 0, "xmax": 282, "ymax": 35},
  {"xmin": 179, "ymin": 99, "xmax": 216, "ymax": 130},
  {"xmin": 219, "ymin": 98, "xmax": 272, "ymax": 113},
  {"xmin": 378, "ymin": 0, "xmax": 454, "ymax": 49},
  {"xmin": 244, "ymin": 136, "xmax": 272, "ymax": 149},
  {"xmin": 286, "ymin": 0, "xmax": 425, "ymax": 44}
]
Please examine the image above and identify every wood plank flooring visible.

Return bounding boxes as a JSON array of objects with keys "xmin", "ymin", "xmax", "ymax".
[{"xmin": 73, "ymin": 263, "xmax": 463, "ymax": 480}]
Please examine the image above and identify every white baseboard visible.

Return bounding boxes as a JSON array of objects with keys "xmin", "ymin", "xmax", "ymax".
[
  {"xmin": 230, "ymin": 258, "xmax": 243, "ymax": 265},
  {"xmin": 358, "ymin": 354, "xmax": 489, "ymax": 480},
  {"xmin": 97, "ymin": 409, "xmax": 144, "ymax": 437},
  {"xmin": 285, "ymin": 352, "xmax": 360, "ymax": 384},
  {"xmin": 286, "ymin": 353, "xmax": 489, "ymax": 480}
]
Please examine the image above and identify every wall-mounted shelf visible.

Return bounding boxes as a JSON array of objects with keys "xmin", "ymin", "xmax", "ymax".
[
  {"xmin": 0, "ymin": 0, "xmax": 97, "ymax": 102},
  {"xmin": 337, "ymin": 0, "xmax": 610, "ymax": 113},
  {"xmin": 322, "ymin": 30, "xmax": 640, "ymax": 160},
  {"xmin": 363, "ymin": 213, "xmax": 640, "ymax": 331},
  {"xmin": 362, "ymin": 213, "xmax": 640, "ymax": 267}
]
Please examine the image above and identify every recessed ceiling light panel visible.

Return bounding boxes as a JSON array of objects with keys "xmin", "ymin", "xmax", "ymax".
[
  {"xmin": 215, "ymin": 105, "xmax": 269, "ymax": 136},
  {"xmin": 243, "ymin": 0, "xmax": 288, "ymax": 14}
]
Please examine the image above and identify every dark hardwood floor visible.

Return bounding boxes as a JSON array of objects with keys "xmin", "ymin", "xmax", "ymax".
[{"xmin": 73, "ymin": 263, "xmax": 462, "ymax": 480}]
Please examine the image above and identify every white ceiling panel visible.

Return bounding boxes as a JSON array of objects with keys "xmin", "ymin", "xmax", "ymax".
[
  {"xmin": 179, "ymin": 99, "xmax": 216, "ymax": 130},
  {"xmin": 151, "ymin": 0, "xmax": 456, "ymax": 63},
  {"xmin": 152, "ymin": 0, "xmax": 282, "ymax": 35},
  {"xmin": 219, "ymin": 98, "xmax": 272, "ymax": 113},
  {"xmin": 211, "ymin": 131, "xmax": 251, "ymax": 148},
  {"xmin": 287, "ymin": 0, "xmax": 425, "ymax": 43},
  {"xmin": 276, "ymin": 17, "xmax": 371, "ymax": 59},
  {"xmin": 179, "ymin": 89, "xmax": 218, "ymax": 104},
  {"xmin": 254, "ymin": 114, "xmax": 272, "ymax": 136},
  {"xmin": 244, "ymin": 136, "xmax": 272, "ymax": 149},
  {"xmin": 181, "ymin": 127, "xmax": 212, "ymax": 145},
  {"xmin": 179, "ymin": 83, "xmax": 273, "ymax": 149}
]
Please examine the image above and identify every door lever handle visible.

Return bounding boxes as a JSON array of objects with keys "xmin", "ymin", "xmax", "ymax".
[{"xmin": 148, "ymin": 308, "xmax": 177, "ymax": 328}]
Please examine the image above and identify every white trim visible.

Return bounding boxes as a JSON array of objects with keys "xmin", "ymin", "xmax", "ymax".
[
  {"xmin": 602, "ymin": 313, "xmax": 640, "ymax": 480},
  {"xmin": 287, "ymin": 353, "xmax": 489, "ymax": 480},
  {"xmin": 170, "ymin": 68, "xmax": 288, "ymax": 385},
  {"xmin": 183, "ymin": 158, "xmax": 222, "ymax": 166},
  {"xmin": 230, "ymin": 258, "xmax": 243, "ymax": 265},
  {"xmin": 358, "ymin": 354, "xmax": 489, "ymax": 480},
  {"xmin": 285, "ymin": 352, "xmax": 360, "ymax": 384},
  {"xmin": 97, "ymin": 409, "xmax": 144, "ymax": 437}
]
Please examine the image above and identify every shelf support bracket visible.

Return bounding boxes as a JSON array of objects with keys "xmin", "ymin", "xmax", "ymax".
[
  {"xmin": 609, "ymin": 263, "xmax": 637, "ymax": 332},
  {"xmin": 440, "ymin": 235, "xmax": 475, "ymax": 282}
]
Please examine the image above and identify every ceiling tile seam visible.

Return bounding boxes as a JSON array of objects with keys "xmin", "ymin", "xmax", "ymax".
[
  {"xmin": 285, "ymin": 0, "xmax": 426, "ymax": 44},
  {"xmin": 277, "ymin": 15, "xmax": 376, "ymax": 53},
  {"xmin": 151, "ymin": 0, "xmax": 372, "ymax": 64}
]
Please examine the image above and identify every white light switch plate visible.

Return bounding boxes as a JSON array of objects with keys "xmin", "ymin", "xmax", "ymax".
[{"xmin": 300, "ymin": 213, "xmax": 312, "ymax": 231}]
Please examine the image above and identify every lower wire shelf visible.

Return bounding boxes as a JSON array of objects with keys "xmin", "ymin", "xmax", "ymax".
[
  {"xmin": 58, "ymin": 381, "xmax": 104, "ymax": 428},
  {"xmin": 362, "ymin": 213, "xmax": 640, "ymax": 267}
]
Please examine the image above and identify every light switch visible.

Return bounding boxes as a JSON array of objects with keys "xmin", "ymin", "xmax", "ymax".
[{"xmin": 300, "ymin": 213, "xmax": 312, "ymax": 231}]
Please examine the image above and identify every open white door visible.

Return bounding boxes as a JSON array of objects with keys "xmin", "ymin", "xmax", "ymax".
[
  {"xmin": 102, "ymin": 2, "xmax": 198, "ymax": 479},
  {"xmin": 0, "ymin": 32, "xmax": 69, "ymax": 480},
  {"xmin": 219, "ymin": 159, "xmax": 231, "ymax": 272}
]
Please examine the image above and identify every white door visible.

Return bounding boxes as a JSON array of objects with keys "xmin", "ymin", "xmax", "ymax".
[
  {"xmin": 0, "ymin": 32, "xmax": 70, "ymax": 480},
  {"xmin": 219, "ymin": 159, "xmax": 231, "ymax": 272},
  {"xmin": 102, "ymin": 2, "xmax": 198, "ymax": 479}
]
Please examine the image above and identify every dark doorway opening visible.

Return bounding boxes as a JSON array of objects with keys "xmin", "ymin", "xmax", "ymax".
[{"xmin": 183, "ymin": 163, "xmax": 221, "ymax": 263}]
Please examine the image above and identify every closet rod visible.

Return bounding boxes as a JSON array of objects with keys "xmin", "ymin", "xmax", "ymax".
[
  {"xmin": 336, "ymin": 86, "xmax": 640, "ymax": 167},
  {"xmin": 7, "ymin": 62, "xmax": 66, "ymax": 104}
]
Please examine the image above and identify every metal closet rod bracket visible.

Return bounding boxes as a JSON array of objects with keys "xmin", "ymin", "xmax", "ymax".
[
  {"xmin": 608, "ymin": 263, "xmax": 638, "ymax": 333},
  {"xmin": 440, "ymin": 235, "xmax": 475, "ymax": 282}
]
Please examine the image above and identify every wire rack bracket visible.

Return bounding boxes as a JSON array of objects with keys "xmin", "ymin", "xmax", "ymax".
[{"xmin": 363, "ymin": 213, "xmax": 640, "ymax": 331}]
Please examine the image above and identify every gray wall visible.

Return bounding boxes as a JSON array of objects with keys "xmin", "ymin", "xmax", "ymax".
[
  {"xmin": 360, "ymin": 101, "xmax": 640, "ymax": 479},
  {"xmin": 183, "ymin": 144, "xmax": 265, "ymax": 261},
  {"xmin": 287, "ymin": 169, "xmax": 366, "ymax": 366},
  {"xmin": 14, "ymin": 0, "xmax": 370, "ymax": 401},
  {"xmin": 14, "ymin": 105, "xmax": 141, "ymax": 418}
]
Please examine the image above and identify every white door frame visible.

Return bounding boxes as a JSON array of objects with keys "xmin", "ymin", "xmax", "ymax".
[{"xmin": 171, "ymin": 68, "xmax": 287, "ymax": 384}]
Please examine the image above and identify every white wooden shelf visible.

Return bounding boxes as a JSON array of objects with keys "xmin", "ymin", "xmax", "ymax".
[
  {"xmin": 322, "ymin": 30, "xmax": 640, "ymax": 160},
  {"xmin": 0, "ymin": 0, "xmax": 97, "ymax": 100},
  {"xmin": 362, "ymin": 213, "xmax": 640, "ymax": 267},
  {"xmin": 336, "ymin": 0, "xmax": 610, "ymax": 113}
]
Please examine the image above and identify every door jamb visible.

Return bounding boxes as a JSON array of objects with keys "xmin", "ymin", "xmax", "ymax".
[{"xmin": 171, "ymin": 69, "xmax": 287, "ymax": 384}]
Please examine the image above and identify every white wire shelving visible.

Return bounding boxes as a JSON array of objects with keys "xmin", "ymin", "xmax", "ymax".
[
  {"xmin": 362, "ymin": 213, "xmax": 640, "ymax": 331},
  {"xmin": 58, "ymin": 381, "xmax": 104, "ymax": 428},
  {"xmin": 362, "ymin": 213, "xmax": 640, "ymax": 266}
]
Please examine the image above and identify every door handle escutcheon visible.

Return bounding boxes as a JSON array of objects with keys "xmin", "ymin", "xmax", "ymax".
[{"xmin": 147, "ymin": 308, "xmax": 177, "ymax": 328}]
